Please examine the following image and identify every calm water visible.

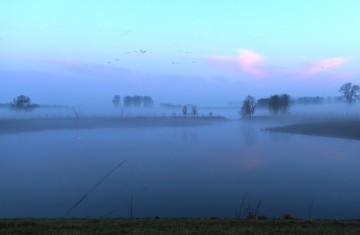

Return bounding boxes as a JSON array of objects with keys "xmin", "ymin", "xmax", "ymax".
[{"xmin": 1, "ymin": 119, "xmax": 360, "ymax": 219}]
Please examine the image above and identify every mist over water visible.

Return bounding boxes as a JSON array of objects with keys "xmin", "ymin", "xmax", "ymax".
[{"xmin": 1, "ymin": 106, "xmax": 359, "ymax": 219}]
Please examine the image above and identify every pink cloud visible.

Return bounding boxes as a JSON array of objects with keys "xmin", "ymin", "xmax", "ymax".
[
  {"xmin": 236, "ymin": 49, "xmax": 266, "ymax": 77},
  {"xmin": 305, "ymin": 57, "xmax": 352, "ymax": 75},
  {"xmin": 206, "ymin": 49, "xmax": 267, "ymax": 77}
]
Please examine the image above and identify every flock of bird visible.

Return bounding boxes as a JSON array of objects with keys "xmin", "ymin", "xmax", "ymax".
[{"xmin": 106, "ymin": 47, "xmax": 198, "ymax": 65}]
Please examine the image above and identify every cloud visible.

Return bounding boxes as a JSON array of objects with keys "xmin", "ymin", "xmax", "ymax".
[
  {"xmin": 206, "ymin": 49, "xmax": 267, "ymax": 77},
  {"xmin": 305, "ymin": 57, "xmax": 352, "ymax": 75},
  {"xmin": 236, "ymin": 49, "xmax": 266, "ymax": 77}
]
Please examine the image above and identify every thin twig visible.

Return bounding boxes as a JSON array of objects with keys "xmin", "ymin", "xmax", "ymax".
[
  {"xmin": 239, "ymin": 192, "xmax": 249, "ymax": 218},
  {"xmin": 308, "ymin": 199, "xmax": 314, "ymax": 220},
  {"xmin": 254, "ymin": 200, "xmax": 262, "ymax": 218},
  {"xmin": 130, "ymin": 194, "xmax": 133, "ymax": 219},
  {"xmin": 66, "ymin": 159, "xmax": 127, "ymax": 216}
]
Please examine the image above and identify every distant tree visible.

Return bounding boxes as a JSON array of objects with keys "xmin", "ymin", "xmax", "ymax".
[
  {"xmin": 240, "ymin": 95, "xmax": 257, "ymax": 117},
  {"xmin": 295, "ymin": 96, "xmax": 324, "ymax": 105},
  {"xmin": 279, "ymin": 94, "xmax": 291, "ymax": 113},
  {"xmin": 132, "ymin": 95, "xmax": 142, "ymax": 107},
  {"xmin": 268, "ymin": 94, "xmax": 291, "ymax": 114},
  {"xmin": 160, "ymin": 103, "xmax": 182, "ymax": 109},
  {"xmin": 142, "ymin": 96, "xmax": 154, "ymax": 108},
  {"xmin": 123, "ymin": 96, "xmax": 133, "ymax": 107},
  {"xmin": 268, "ymin": 95, "xmax": 280, "ymax": 114},
  {"xmin": 182, "ymin": 105, "xmax": 188, "ymax": 117},
  {"xmin": 112, "ymin": 95, "xmax": 121, "ymax": 107},
  {"xmin": 191, "ymin": 105, "xmax": 198, "ymax": 117},
  {"xmin": 257, "ymin": 98, "xmax": 270, "ymax": 108},
  {"xmin": 72, "ymin": 106, "xmax": 80, "ymax": 120},
  {"xmin": 10, "ymin": 95, "xmax": 38, "ymax": 110},
  {"xmin": 339, "ymin": 82, "xmax": 360, "ymax": 105}
]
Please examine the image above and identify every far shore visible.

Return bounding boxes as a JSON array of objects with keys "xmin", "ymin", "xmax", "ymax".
[
  {"xmin": 266, "ymin": 118, "xmax": 360, "ymax": 140},
  {"xmin": 0, "ymin": 116, "xmax": 228, "ymax": 134}
]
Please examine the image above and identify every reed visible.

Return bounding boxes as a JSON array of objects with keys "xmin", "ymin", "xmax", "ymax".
[{"xmin": 66, "ymin": 159, "xmax": 127, "ymax": 216}]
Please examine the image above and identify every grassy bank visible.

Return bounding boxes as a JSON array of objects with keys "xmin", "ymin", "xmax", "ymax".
[
  {"xmin": 266, "ymin": 118, "xmax": 360, "ymax": 140},
  {"xmin": 1, "ymin": 218, "xmax": 360, "ymax": 235}
]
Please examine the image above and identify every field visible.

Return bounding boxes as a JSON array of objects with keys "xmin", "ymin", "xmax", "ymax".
[{"xmin": 1, "ymin": 218, "xmax": 360, "ymax": 235}]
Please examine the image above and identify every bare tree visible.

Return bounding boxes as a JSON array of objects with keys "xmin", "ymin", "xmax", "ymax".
[
  {"xmin": 72, "ymin": 106, "xmax": 80, "ymax": 120},
  {"xmin": 339, "ymin": 82, "xmax": 360, "ymax": 105},
  {"xmin": 240, "ymin": 95, "xmax": 257, "ymax": 117},
  {"xmin": 182, "ymin": 105, "xmax": 188, "ymax": 117},
  {"xmin": 191, "ymin": 105, "xmax": 198, "ymax": 117},
  {"xmin": 112, "ymin": 95, "xmax": 121, "ymax": 107}
]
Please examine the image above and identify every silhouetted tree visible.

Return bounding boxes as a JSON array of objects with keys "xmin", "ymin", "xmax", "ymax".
[
  {"xmin": 123, "ymin": 96, "xmax": 133, "ymax": 107},
  {"xmin": 339, "ymin": 82, "xmax": 360, "ymax": 105},
  {"xmin": 268, "ymin": 94, "xmax": 291, "ymax": 114},
  {"xmin": 10, "ymin": 95, "xmax": 38, "ymax": 110},
  {"xmin": 279, "ymin": 94, "xmax": 291, "ymax": 113},
  {"xmin": 240, "ymin": 95, "xmax": 257, "ymax": 117},
  {"xmin": 72, "ymin": 106, "xmax": 80, "ymax": 120},
  {"xmin": 132, "ymin": 95, "xmax": 142, "ymax": 107},
  {"xmin": 142, "ymin": 96, "xmax": 154, "ymax": 108},
  {"xmin": 182, "ymin": 105, "xmax": 188, "ymax": 117},
  {"xmin": 268, "ymin": 95, "xmax": 280, "ymax": 114},
  {"xmin": 257, "ymin": 98, "xmax": 270, "ymax": 108},
  {"xmin": 191, "ymin": 105, "xmax": 198, "ymax": 117},
  {"xmin": 112, "ymin": 95, "xmax": 121, "ymax": 107}
]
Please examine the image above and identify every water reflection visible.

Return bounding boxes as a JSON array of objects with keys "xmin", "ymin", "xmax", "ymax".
[
  {"xmin": 241, "ymin": 123, "xmax": 257, "ymax": 146},
  {"xmin": 0, "ymin": 120, "xmax": 360, "ymax": 219},
  {"xmin": 268, "ymin": 131, "xmax": 289, "ymax": 143}
]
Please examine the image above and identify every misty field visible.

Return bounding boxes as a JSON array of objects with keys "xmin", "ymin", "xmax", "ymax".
[{"xmin": 0, "ymin": 116, "xmax": 227, "ymax": 134}]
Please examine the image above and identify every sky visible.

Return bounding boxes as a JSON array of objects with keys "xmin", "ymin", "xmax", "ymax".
[{"xmin": 1, "ymin": 0, "xmax": 359, "ymax": 106}]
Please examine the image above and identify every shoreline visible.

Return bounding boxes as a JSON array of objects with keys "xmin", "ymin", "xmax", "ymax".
[
  {"xmin": 266, "ymin": 118, "xmax": 360, "ymax": 140},
  {"xmin": 0, "ymin": 116, "xmax": 228, "ymax": 135}
]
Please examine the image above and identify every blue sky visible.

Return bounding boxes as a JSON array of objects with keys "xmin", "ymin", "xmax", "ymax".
[{"xmin": 1, "ymin": 0, "xmax": 359, "ymax": 106}]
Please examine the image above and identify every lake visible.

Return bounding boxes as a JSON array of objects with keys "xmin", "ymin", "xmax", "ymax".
[{"xmin": 1, "ymin": 115, "xmax": 359, "ymax": 219}]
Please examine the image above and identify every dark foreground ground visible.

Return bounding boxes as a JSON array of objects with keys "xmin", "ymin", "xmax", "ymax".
[
  {"xmin": 266, "ymin": 118, "xmax": 360, "ymax": 140},
  {"xmin": 1, "ymin": 218, "xmax": 360, "ymax": 235}
]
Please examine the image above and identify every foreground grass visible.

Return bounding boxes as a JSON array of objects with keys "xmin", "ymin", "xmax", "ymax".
[{"xmin": 1, "ymin": 218, "xmax": 360, "ymax": 235}]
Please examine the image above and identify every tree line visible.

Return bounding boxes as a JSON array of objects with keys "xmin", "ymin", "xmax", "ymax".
[
  {"xmin": 240, "ymin": 94, "xmax": 291, "ymax": 117},
  {"xmin": 112, "ymin": 95, "xmax": 154, "ymax": 108},
  {"xmin": 4, "ymin": 82, "xmax": 359, "ymax": 115},
  {"xmin": 240, "ymin": 82, "xmax": 359, "ymax": 118}
]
